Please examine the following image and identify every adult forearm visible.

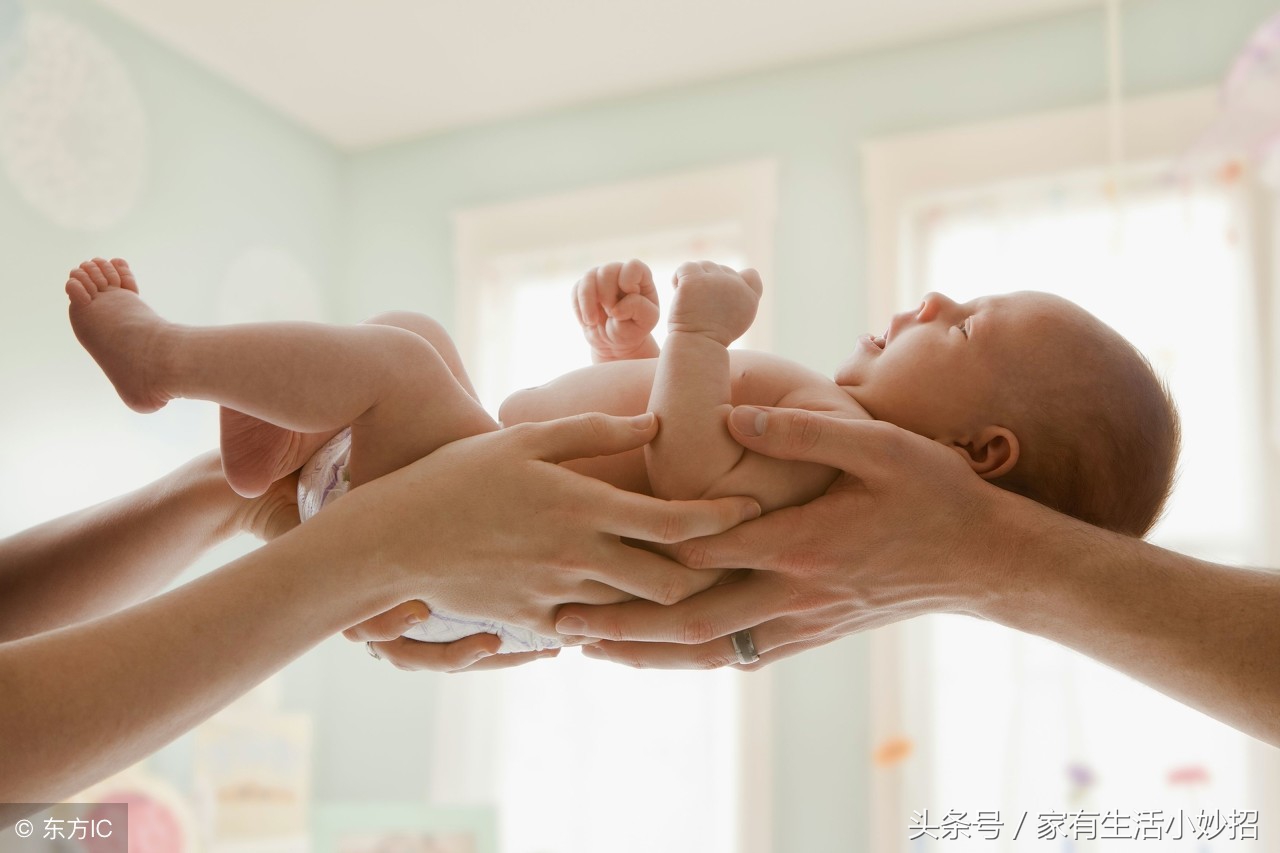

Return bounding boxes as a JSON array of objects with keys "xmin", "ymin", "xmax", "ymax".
[
  {"xmin": 0, "ymin": 499, "xmax": 399, "ymax": 804},
  {"xmin": 982, "ymin": 496, "xmax": 1280, "ymax": 745},
  {"xmin": 0, "ymin": 452, "xmax": 240, "ymax": 641}
]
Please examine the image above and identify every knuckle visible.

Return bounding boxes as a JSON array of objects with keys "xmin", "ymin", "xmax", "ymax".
[
  {"xmin": 694, "ymin": 651, "xmax": 734, "ymax": 670},
  {"xmin": 674, "ymin": 541, "xmax": 710, "ymax": 569},
  {"xmin": 576, "ymin": 411, "xmax": 611, "ymax": 442},
  {"xmin": 787, "ymin": 412, "xmax": 824, "ymax": 453},
  {"xmin": 655, "ymin": 511, "xmax": 687, "ymax": 544},
  {"xmin": 679, "ymin": 619, "xmax": 718, "ymax": 646},
  {"xmin": 651, "ymin": 575, "xmax": 687, "ymax": 607}
]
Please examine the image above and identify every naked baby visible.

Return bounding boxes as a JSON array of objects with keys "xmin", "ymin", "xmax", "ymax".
[{"xmin": 66, "ymin": 257, "xmax": 1179, "ymax": 652}]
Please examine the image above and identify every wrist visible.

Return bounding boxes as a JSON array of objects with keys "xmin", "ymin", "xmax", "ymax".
[
  {"xmin": 966, "ymin": 488, "xmax": 1123, "ymax": 626},
  {"xmin": 665, "ymin": 327, "xmax": 734, "ymax": 349},
  {"xmin": 594, "ymin": 336, "xmax": 659, "ymax": 362}
]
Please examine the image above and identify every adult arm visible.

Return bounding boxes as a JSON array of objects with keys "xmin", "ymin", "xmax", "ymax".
[
  {"xmin": 0, "ymin": 451, "xmax": 297, "ymax": 642},
  {"xmin": 0, "ymin": 412, "xmax": 757, "ymax": 806},
  {"xmin": 558, "ymin": 406, "xmax": 1280, "ymax": 747}
]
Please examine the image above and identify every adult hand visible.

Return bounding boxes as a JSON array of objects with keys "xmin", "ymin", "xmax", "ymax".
[
  {"xmin": 556, "ymin": 406, "xmax": 1005, "ymax": 669},
  {"xmin": 343, "ymin": 411, "xmax": 761, "ymax": 665}
]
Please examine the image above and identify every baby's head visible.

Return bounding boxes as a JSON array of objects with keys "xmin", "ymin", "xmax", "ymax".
[{"xmin": 836, "ymin": 291, "xmax": 1180, "ymax": 536}]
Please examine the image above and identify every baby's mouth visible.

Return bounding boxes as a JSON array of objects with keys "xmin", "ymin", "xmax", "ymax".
[{"xmin": 872, "ymin": 333, "xmax": 887, "ymax": 349}]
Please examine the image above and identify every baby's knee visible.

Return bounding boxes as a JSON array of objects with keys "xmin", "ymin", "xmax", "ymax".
[{"xmin": 363, "ymin": 310, "xmax": 450, "ymax": 345}]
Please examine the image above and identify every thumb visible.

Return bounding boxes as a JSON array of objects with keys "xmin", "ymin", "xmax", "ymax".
[
  {"xmin": 726, "ymin": 406, "xmax": 894, "ymax": 470},
  {"xmin": 343, "ymin": 600, "xmax": 431, "ymax": 642},
  {"xmin": 529, "ymin": 411, "xmax": 659, "ymax": 464}
]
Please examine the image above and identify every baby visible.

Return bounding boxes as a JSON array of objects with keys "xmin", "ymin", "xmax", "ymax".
[{"xmin": 65, "ymin": 257, "xmax": 1179, "ymax": 652}]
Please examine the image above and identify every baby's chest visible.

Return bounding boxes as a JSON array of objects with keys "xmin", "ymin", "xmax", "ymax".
[{"xmin": 727, "ymin": 351, "xmax": 858, "ymax": 414}]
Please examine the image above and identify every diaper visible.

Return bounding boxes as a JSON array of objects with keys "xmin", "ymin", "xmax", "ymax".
[{"xmin": 296, "ymin": 429, "xmax": 562, "ymax": 654}]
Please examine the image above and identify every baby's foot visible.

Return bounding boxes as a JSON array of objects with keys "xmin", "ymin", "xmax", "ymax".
[
  {"xmin": 66, "ymin": 258, "xmax": 174, "ymax": 413},
  {"xmin": 220, "ymin": 407, "xmax": 334, "ymax": 498}
]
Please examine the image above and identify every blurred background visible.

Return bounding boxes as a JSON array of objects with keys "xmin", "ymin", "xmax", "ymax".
[{"xmin": 1, "ymin": 0, "xmax": 1278, "ymax": 850}]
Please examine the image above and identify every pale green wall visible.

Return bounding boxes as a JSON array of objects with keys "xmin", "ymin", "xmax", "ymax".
[
  {"xmin": 3, "ymin": 0, "xmax": 1277, "ymax": 850},
  {"xmin": 341, "ymin": 1, "xmax": 1278, "ymax": 849}
]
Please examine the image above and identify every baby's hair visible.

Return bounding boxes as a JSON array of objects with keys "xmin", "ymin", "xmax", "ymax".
[{"xmin": 992, "ymin": 303, "xmax": 1180, "ymax": 537}]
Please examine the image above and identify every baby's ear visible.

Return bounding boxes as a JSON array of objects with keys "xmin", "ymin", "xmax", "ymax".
[{"xmin": 951, "ymin": 426, "xmax": 1019, "ymax": 480}]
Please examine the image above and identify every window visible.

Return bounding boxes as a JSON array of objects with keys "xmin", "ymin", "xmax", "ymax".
[{"xmin": 441, "ymin": 162, "xmax": 778, "ymax": 853}]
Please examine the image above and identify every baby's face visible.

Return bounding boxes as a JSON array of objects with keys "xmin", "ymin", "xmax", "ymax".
[{"xmin": 835, "ymin": 291, "xmax": 1071, "ymax": 442}]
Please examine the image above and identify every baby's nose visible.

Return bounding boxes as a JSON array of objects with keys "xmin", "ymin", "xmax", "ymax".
[{"xmin": 917, "ymin": 291, "xmax": 956, "ymax": 322}]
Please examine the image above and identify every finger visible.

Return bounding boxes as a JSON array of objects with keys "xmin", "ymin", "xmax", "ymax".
[
  {"xmin": 726, "ymin": 406, "xmax": 897, "ymax": 469},
  {"xmin": 673, "ymin": 504, "xmax": 808, "ymax": 571},
  {"xmin": 577, "ymin": 270, "xmax": 602, "ymax": 327},
  {"xmin": 581, "ymin": 481, "xmax": 760, "ymax": 542},
  {"xmin": 371, "ymin": 633, "xmax": 503, "ymax": 672},
  {"xmin": 580, "ymin": 620, "xmax": 823, "ymax": 671},
  {"xmin": 739, "ymin": 267, "xmax": 764, "ymax": 297},
  {"xmin": 524, "ymin": 411, "xmax": 658, "ymax": 464},
  {"xmin": 618, "ymin": 258, "xmax": 655, "ymax": 298},
  {"xmin": 582, "ymin": 639, "xmax": 738, "ymax": 670},
  {"xmin": 611, "ymin": 293, "xmax": 660, "ymax": 332},
  {"xmin": 571, "ymin": 279, "xmax": 587, "ymax": 327},
  {"xmin": 343, "ymin": 600, "xmax": 432, "ymax": 642},
  {"xmin": 555, "ymin": 577, "xmax": 778, "ymax": 643},
  {"xmin": 595, "ymin": 262, "xmax": 623, "ymax": 313},
  {"xmin": 459, "ymin": 647, "xmax": 561, "ymax": 671},
  {"xmin": 579, "ymin": 543, "xmax": 716, "ymax": 605}
]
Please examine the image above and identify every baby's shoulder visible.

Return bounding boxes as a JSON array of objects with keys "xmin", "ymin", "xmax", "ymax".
[{"xmin": 728, "ymin": 350, "xmax": 867, "ymax": 417}]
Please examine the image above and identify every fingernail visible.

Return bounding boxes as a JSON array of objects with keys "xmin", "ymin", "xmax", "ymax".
[
  {"xmin": 581, "ymin": 644, "xmax": 605, "ymax": 658},
  {"xmin": 473, "ymin": 650, "xmax": 494, "ymax": 663},
  {"xmin": 405, "ymin": 609, "xmax": 426, "ymax": 626},
  {"xmin": 730, "ymin": 406, "xmax": 767, "ymax": 436},
  {"xmin": 742, "ymin": 501, "xmax": 762, "ymax": 521},
  {"xmin": 557, "ymin": 616, "xmax": 587, "ymax": 633},
  {"xmin": 630, "ymin": 412, "xmax": 655, "ymax": 430}
]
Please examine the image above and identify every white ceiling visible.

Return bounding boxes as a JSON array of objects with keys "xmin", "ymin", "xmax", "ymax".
[{"xmin": 90, "ymin": 0, "xmax": 1105, "ymax": 150}]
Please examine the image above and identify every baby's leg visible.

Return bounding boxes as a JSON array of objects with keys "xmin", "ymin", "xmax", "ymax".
[
  {"xmin": 218, "ymin": 311, "xmax": 487, "ymax": 496},
  {"xmin": 67, "ymin": 259, "xmax": 498, "ymax": 494}
]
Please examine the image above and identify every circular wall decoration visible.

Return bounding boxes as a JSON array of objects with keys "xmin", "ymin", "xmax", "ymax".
[
  {"xmin": 0, "ymin": 0, "xmax": 25, "ymax": 83},
  {"xmin": 218, "ymin": 247, "xmax": 326, "ymax": 323},
  {"xmin": 0, "ymin": 10, "xmax": 147, "ymax": 230}
]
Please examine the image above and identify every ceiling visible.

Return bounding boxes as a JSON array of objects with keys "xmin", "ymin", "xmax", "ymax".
[{"xmin": 89, "ymin": 0, "xmax": 1106, "ymax": 150}]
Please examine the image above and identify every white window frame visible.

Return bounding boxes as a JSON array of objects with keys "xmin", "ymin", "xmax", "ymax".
[
  {"xmin": 861, "ymin": 88, "xmax": 1280, "ymax": 851},
  {"xmin": 451, "ymin": 159, "xmax": 779, "ymax": 853}
]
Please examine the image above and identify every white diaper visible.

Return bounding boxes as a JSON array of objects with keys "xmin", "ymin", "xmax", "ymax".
[{"xmin": 297, "ymin": 430, "xmax": 562, "ymax": 654}]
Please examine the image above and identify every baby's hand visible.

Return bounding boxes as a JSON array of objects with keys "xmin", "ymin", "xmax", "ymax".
[
  {"xmin": 668, "ymin": 261, "xmax": 763, "ymax": 347},
  {"xmin": 572, "ymin": 259, "xmax": 661, "ymax": 361}
]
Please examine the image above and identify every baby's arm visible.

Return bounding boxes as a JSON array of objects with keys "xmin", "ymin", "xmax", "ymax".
[
  {"xmin": 573, "ymin": 260, "xmax": 661, "ymax": 363},
  {"xmin": 646, "ymin": 263, "xmax": 852, "ymax": 511},
  {"xmin": 646, "ymin": 263, "xmax": 762, "ymax": 500}
]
